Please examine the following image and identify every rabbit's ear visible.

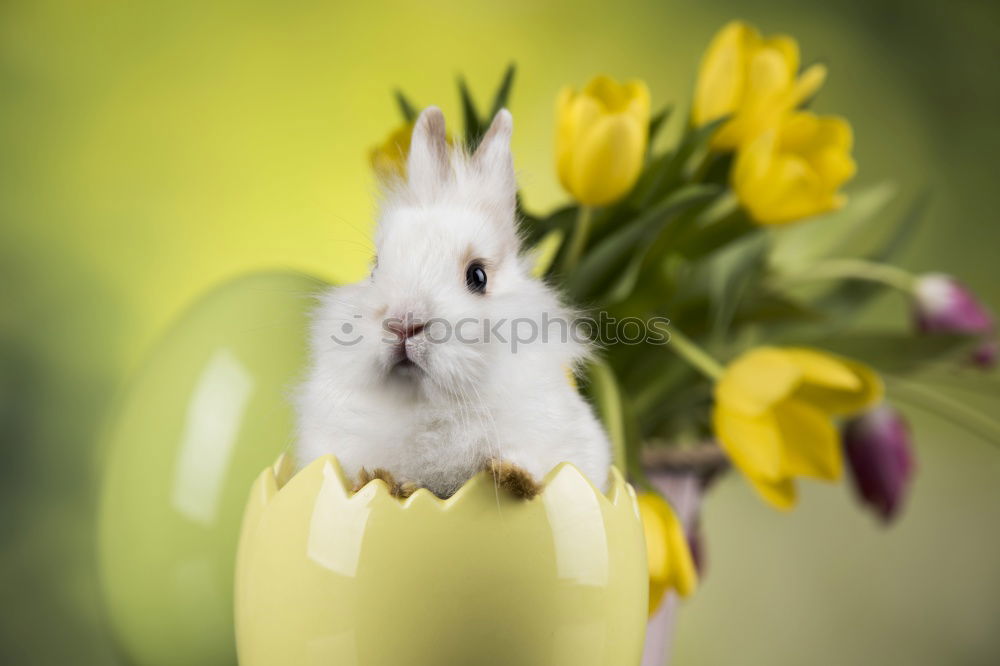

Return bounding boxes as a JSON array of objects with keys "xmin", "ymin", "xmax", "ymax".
[
  {"xmin": 408, "ymin": 107, "xmax": 449, "ymax": 194},
  {"xmin": 472, "ymin": 109, "xmax": 515, "ymax": 196}
]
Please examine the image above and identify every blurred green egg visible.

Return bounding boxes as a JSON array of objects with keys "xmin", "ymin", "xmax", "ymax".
[{"xmin": 97, "ymin": 271, "xmax": 324, "ymax": 666}]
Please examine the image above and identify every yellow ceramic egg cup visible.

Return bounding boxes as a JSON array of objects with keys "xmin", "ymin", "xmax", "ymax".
[{"xmin": 235, "ymin": 455, "xmax": 649, "ymax": 666}]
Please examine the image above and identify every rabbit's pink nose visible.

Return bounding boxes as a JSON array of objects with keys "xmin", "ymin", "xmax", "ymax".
[{"xmin": 387, "ymin": 320, "xmax": 425, "ymax": 340}]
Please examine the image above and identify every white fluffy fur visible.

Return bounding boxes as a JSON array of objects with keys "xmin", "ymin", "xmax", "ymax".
[{"xmin": 294, "ymin": 107, "xmax": 611, "ymax": 496}]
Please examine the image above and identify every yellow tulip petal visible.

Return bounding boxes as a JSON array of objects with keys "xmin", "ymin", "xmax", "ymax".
[
  {"xmin": 755, "ymin": 193, "xmax": 840, "ymax": 225},
  {"xmin": 583, "ymin": 74, "xmax": 631, "ymax": 111},
  {"xmin": 696, "ymin": 21, "xmax": 824, "ymax": 152},
  {"xmin": 732, "ymin": 107, "xmax": 856, "ymax": 223},
  {"xmin": 815, "ymin": 115, "xmax": 853, "ymax": 152},
  {"xmin": 843, "ymin": 358, "xmax": 884, "ymax": 407},
  {"xmin": 714, "ymin": 47, "xmax": 793, "ymax": 149},
  {"xmin": 744, "ymin": 49, "xmax": 792, "ymax": 106},
  {"xmin": 712, "ymin": 404, "xmax": 784, "ymax": 481},
  {"xmin": 778, "ymin": 111, "xmax": 821, "ymax": 151},
  {"xmin": 714, "ymin": 347, "xmax": 801, "ymax": 415},
  {"xmin": 755, "ymin": 153, "xmax": 819, "ymax": 204},
  {"xmin": 783, "ymin": 114, "xmax": 849, "ymax": 159},
  {"xmin": 813, "ymin": 147, "xmax": 857, "ymax": 188},
  {"xmin": 693, "ymin": 21, "xmax": 755, "ymax": 126},
  {"xmin": 638, "ymin": 495, "xmax": 671, "ymax": 582},
  {"xmin": 740, "ymin": 152, "xmax": 832, "ymax": 224},
  {"xmin": 710, "ymin": 119, "xmax": 743, "ymax": 151},
  {"xmin": 649, "ymin": 578, "xmax": 669, "ymax": 617},
  {"xmin": 370, "ymin": 122, "xmax": 414, "ymax": 180},
  {"xmin": 763, "ymin": 35, "xmax": 800, "ymax": 79},
  {"xmin": 710, "ymin": 346, "xmax": 881, "ymax": 511},
  {"xmin": 637, "ymin": 492, "xmax": 698, "ymax": 614},
  {"xmin": 556, "ymin": 85, "xmax": 575, "ymax": 117},
  {"xmin": 746, "ymin": 473, "xmax": 798, "ymax": 510},
  {"xmin": 784, "ymin": 348, "xmax": 863, "ymax": 391},
  {"xmin": 732, "ymin": 129, "xmax": 777, "ymax": 196},
  {"xmin": 555, "ymin": 75, "xmax": 649, "ymax": 206},
  {"xmin": 623, "ymin": 80, "xmax": 652, "ymax": 125},
  {"xmin": 665, "ymin": 517, "xmax": 698, "ymax": 599},
  {"xmin": 773, "ymin": 399, "xmax": 843, "ymax": 480},
  {"xmin": 568, "ymin": 113, "xmax": 645, "ymax": 206},
  {"xmin": 556, "ymin": 91, "xmax": 602, "ymax": 194},
  {"xmin": 555, "ymin": 87, "xmax": 576, "ymax": 163},
  {"xmin": 564, "ymin": 92, "xmax": 605, "ymax": 156},
  {"xmin": 793, "ymin": 356, "xmax": 884, "ymax": 416},
  {"xmin": 791, "ymin": 63, "xmax": 827, "ymax": 107}
]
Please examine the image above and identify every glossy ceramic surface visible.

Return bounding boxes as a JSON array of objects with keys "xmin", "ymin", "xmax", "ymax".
[
  {"xmin": 236, "ymin": 455, "xmax": 649, "ymax": 666},
  {"xmin": 97, "ymin": 272, "xmax": 318, "ymax": 665}
]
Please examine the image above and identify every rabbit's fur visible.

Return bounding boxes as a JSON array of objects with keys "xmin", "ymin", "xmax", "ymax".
[{"xmin": 294, "ymin": 107, "xmax": 611, "ymax": 497}]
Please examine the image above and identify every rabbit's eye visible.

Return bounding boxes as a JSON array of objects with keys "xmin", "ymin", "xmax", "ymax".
[{"xmin": 465, "ymin": 261, "xmax": 487, "ymax": 294}]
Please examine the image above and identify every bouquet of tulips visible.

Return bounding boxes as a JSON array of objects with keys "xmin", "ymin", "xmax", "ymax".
[{"xmin": 370, "ymin": 20, "xmax": 999, "ymax": 616}]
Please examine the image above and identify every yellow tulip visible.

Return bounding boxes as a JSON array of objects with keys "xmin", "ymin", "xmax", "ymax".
[
  {"xmin": 370, "ymin": 121, "xmax": 414, "ymax": 181},
  {"xmin": 693, "ymin": 20, "xmax": 827, "ymax": 151},
  {"xmin": 732, "ymin": 111, "xmax": 857, "ymax": 225},
  {"xmin": 556, "ymin": 75, "xmax": 651, "ymax": 206},
  {"xmin": 712, "ymin": 347, "xmax": 882, "ymax": 509},
  {"xmin": 636, "ymin": 492, "xmax": 697, "ymax": 615}
]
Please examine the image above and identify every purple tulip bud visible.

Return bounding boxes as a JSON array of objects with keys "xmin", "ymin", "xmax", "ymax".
[
  {"xmin": 972, "ymin": 340, "xmax": 998, "ymax": 368},
  {"xmin": 843, "ymin": 405, "xmax": 916, "ymax": 523},
  {"xmin": 913, "ymin": 273, "xmax": 996, "ymax": 368}
]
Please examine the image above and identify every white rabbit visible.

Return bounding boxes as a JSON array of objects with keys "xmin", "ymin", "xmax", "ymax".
[{"xmin": 294, "ymin": 107, "xmax": 611, "ymax": 498}]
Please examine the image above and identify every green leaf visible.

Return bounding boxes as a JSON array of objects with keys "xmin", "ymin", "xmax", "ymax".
[
  {"xmin": 646, "ymin": 105, "xmax": 674, "ymax": 148},
  {"xmin": 585, "ymin": 359, "xmax": 628, "ymax": 473},
  {"xmin": 699, "ymin": 151, "xmax": 734, "ymax": 187},
  {"xmin": 489, "ymin": 63, "xmax": 517, "ymax": 118},
  {"xmin": 620, "ymin": 391, "xmax": 651, "ymax": 489},
  {"xmin": 734, "ymin": 293, "xmax": 824, "ymax": 326},
  {"xmin": 631, "ymin": 356, "xmax": 700, "ymax": 422},
  {"xmin": 705, "ymin": 232, "xmax": 768, "ymax": 336},
  {"xmin": 768, "ymin": 182, "xmax": 897, "ymax": 274},
  {"xmin": 520, "ymin": 205, "xmax": 578, "ymax": 281},
  {"xmin": 394, "ymin": 89, "xmax": 418, "ymax": 123},
  {"xmin": 604, "ymin": 250, "xmax": 648, "ymax": 304},
  {"xmin": 602, "ymin": 205, "xmax": 704, "ymax": 304},
  {"xmin": 813, "ymin": 193, "xmax": 930, "ymax": 318},
  {"xmin": 520, "ymin": 203, "xmax": 574, "ymax": 246},
  {"xmin": 529, "ymin": 229, "xmax": 564, "ymax": 278},
  {"xmin": 819, "ymin": 332, "xmax": 979, "ymax": 373},
  {"xmin": 674, "ymin": 206, "xmax": 754, "ymax": 259},
  {"xmin": 567, "ymin": 185, "xmax": 721, "ymax": 300},
  {"xmin": 870, "ymin": 189, "xmax": 929, "ymax": 262},
  {"xmin": 584, "ymin": 365, "xmax": 650, "ymax": 489},
  {"xmin": 630, "ymin": 115, "xmax": 728, "ymax": 207},
  {"xmin": 458, "ymin": 76, "xmax": 483, "ymax": 148}
]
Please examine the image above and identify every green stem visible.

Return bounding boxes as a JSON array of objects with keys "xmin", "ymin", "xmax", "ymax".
[
  {"xmin": 667, "ymin": 327, "xmax": 724, "ymax": 380},
  {"xmin": 632, "ymin": 362, "xmax": 693, "ymax": 418},
  {"xmin": 561, "ymin": 205, "xmax": 593, "ymax": 274},
  {"xmin": 887, "ymin": 375, "xmax": 1000, "ymax": 448},
  {"xmin": 775, "ymin": 258, "xmax": 917, "ymax": 293}
]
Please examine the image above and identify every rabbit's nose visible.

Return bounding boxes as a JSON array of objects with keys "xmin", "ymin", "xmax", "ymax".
[{"xmin": 387, "ymin": 320, "xmax": 425, "ymax": 340}]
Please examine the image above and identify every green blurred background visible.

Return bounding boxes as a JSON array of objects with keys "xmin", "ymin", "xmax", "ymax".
[{"xmin": 2, "ymin": 0, "xmax": 998, "ymax": 663}]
